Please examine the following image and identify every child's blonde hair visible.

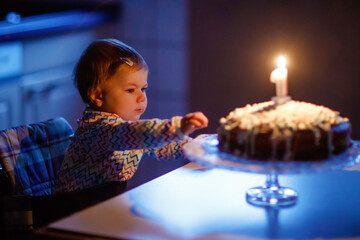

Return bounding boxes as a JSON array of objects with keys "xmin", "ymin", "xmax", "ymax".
[{"xmin": 74, "ymin": 39, "xmax": 147, "ymax": 104}]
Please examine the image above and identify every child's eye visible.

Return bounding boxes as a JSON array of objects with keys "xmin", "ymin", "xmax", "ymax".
[
  {"xmin": 126, "ymin": 89, "xmax": 134, "ymax": 93},
  {"xmin": 141, "ymin": 87, "xmax": 147, "ymax": 92}
]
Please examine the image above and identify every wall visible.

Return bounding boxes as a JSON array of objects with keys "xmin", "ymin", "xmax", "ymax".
[
  {"xmin": 114, "ymin": 0, "xmax": 189, "ymax": 120},
  {"xmin": 189, "ymin": 0, "xmax": 360, "ymax": 140}
]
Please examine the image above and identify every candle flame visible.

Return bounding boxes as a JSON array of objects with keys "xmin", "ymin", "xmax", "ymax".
[{"xmin": 277, "ymin": 56, "xmax": 286, "ymax": 69}]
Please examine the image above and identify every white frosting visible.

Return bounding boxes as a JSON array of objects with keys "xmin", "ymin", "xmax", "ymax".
[
  {"xmin": 220, "ymin": 100, "xmax": 348, "ymax": 138},
  {"xmin": 219, "ymin": 100, "xmax": 350, "ymax": 160}
]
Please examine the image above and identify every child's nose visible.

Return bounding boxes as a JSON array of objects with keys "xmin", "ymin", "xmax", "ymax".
[{"xmin": 137, "ymin": 92, "xmax": 146, "ymax": 102}]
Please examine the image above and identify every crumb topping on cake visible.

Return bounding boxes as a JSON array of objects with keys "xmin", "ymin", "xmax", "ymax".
[
  {"xmin": 220, "ymin": 100, "xmax": 349, "ymax": 138},
  {"xmin": 218, "ymin": 100, "xmax": 351, "ymax": 160}
]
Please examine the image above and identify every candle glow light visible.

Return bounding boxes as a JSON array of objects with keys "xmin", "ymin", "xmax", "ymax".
[{"xmin": 270, "ymin": 56, "xmax": 288, "ymax": 99}]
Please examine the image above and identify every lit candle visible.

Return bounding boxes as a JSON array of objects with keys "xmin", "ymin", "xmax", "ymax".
[{"xmin": 270, "ymin": 56, "xmax": 288, "ymax": 99}]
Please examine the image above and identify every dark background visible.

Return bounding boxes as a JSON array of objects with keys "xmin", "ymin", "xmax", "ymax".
[
  {"xmin": 189, "ymin": 0, "xmax": 360, "ymax": 139},
  {"xmin": 1, "ymin": 0, "xmax": 359, "ymax": 139}
]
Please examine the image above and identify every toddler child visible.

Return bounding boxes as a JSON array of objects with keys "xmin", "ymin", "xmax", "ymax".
[{"xmin": 55, "ymin": 39, "xmax": 208, "ymax": 193}]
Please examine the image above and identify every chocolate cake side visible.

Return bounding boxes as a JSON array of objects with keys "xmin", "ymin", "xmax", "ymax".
[{"xmin": 217, "ymin": 101, "xmax": 352, "ymax": 161}]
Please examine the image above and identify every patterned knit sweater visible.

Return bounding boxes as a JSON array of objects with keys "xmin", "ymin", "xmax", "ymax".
[{"xmin": 55, "ymin": 108, "xmax": 189, "ymax": 193}]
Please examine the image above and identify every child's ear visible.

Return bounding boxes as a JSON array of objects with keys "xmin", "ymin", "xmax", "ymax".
[{"xmin": 88, "ymin": 87, "xmax": 103, "ymax": 107}]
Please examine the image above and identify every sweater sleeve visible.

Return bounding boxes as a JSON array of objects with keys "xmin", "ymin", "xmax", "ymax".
[
  {"xmin": 107, "ymin": 116, "xmax": 184, "ymax": 151},
  {"xmin": 145, "ymin": 138, "xmax": 191, "ymax": 160}
]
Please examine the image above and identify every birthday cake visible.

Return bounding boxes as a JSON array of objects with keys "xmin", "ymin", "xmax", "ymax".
[{"xmin": 217, "ymin": 100, "xmax": 352, "ymax": 161}]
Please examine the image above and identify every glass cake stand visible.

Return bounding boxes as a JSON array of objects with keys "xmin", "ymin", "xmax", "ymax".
[{"xmin": 183, "ymin": 134, "xmax": 360, "ymax": 207}]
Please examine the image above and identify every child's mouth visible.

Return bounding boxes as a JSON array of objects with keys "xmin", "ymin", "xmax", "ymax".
[{"xmin": 135, "ymin": 108, "xmax": 144, "ymax": 113}]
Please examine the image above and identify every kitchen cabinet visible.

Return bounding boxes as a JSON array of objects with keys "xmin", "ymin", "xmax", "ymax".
[
  {"xmin": 0, "ymin": 81, "xmax": 20, "ymax": 130},
  {"xmin": 20, "ymin": 64, "xmax": 85, "ymax": 129},
  {"xmin": 0, "ymin": 5, "xmax": 118, "ymax": 131}
]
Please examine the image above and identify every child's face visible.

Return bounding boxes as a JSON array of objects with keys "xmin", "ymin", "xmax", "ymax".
[{"xmin": 100, "ymin": 67, "xmax": 148, "ymax": 121}]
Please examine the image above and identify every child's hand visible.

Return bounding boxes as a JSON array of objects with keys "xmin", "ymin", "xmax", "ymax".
[{"xmin": 181, "ymin": 112, "xmax": 209, "ymax": 136}]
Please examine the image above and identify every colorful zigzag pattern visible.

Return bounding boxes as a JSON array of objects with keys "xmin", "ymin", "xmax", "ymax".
[{"xmin": 55, "ymin": 108, "xmax": 190, "ymax": 193}]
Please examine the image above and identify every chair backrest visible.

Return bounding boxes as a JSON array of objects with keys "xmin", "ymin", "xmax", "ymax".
[{"xmin": 0, "ymin": 117, "xmax": 73, "ymax": 196}]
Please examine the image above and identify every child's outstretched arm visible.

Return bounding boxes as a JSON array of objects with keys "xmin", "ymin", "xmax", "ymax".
[
  {"xmin": 106, "ymin": 112, "xmax": 206, "ymax": 151},
  {"xmin": 181, "ymin": 112, "xmax": 209, "ymax": 136},
  {"xmin": 145, "ymin": 112, "xmax": 208, "ymax": 160},
  {"xmin": 95, "ymin": 111, "xmax": 208, "ymax": 153}
]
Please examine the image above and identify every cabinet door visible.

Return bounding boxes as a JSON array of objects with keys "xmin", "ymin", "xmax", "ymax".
[
  {"xmin": 21, "ymin": 65, "xmax": 85, "ymax": 129},
  {"xmin": 0, "ymin": 102, "xmax": 11, "ymax": 130},
  {"xmin": 0, "ymin": 83, "xmax": 20, "ymax": 130}
]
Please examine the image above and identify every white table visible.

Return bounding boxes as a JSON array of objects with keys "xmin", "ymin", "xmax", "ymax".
[{"xmin": 38, "ymin": 162, "xmax": 360, "ymax": 239}]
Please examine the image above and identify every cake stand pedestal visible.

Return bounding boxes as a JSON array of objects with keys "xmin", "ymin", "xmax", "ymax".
[
  {"xmin": 246, "ymin": 172, "xmax": 298, "ymax": 206},
  {"xmin": 183, "ymin": 134, "xmax": 360, "ymax": 207}
]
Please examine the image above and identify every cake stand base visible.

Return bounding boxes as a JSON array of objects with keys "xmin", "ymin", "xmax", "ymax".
[
  {"xmin": 246, "ymin": 173, "xmax": 298, "ymax": 206},
  {"xmin": 183, "ymin": 135, "xmax": 360, "ymax": 207}
]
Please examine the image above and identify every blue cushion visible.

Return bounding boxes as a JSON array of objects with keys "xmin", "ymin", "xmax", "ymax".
[{"xmin": 0, "ymin": 117, "xmax": 73, "ymax": 196}]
